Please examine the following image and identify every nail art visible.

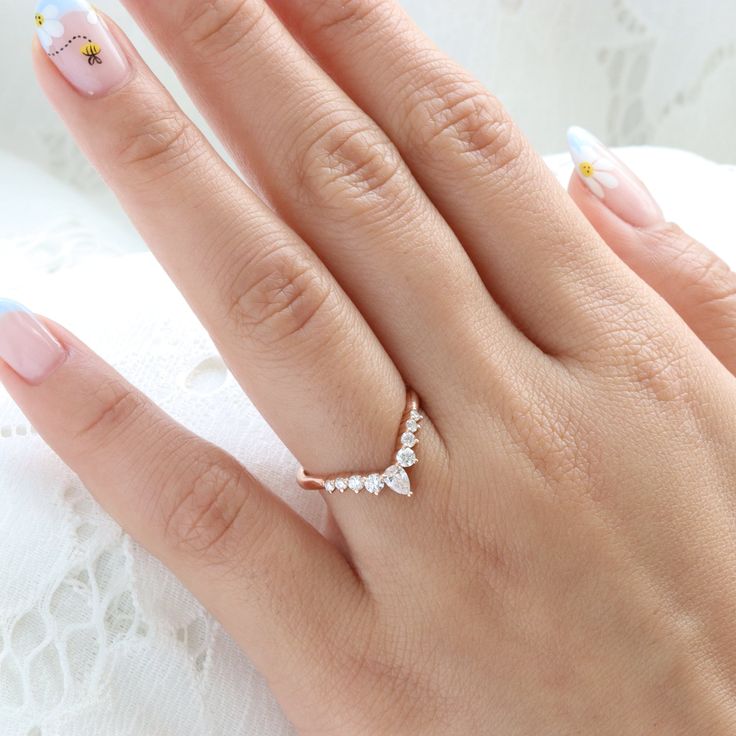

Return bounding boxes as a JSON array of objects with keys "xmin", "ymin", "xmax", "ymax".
[
  {"xmin": 34, "ymin": 1, "xmax": 130, "ymax": 97},
  {"xmin": 0, "ymin": 300, "xmax": 66, "ymax": 385},
  {"xmin": 567, "ymin": 126, "xmax": 663, "ymax": 228}
]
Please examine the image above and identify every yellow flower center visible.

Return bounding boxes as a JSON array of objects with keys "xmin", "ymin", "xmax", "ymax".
[
  {"xmin": 579, "ymin": 161, "xmax": 595, "ymax": 178},
  {"xmin": 34, "ymin": 13, "xmax": 45, "ymax": 27}
]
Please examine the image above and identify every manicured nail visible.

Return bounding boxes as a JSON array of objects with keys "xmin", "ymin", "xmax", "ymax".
[
  {"xmin": 567, "ymin": 126, "xmax": 663, "ymax": 228},
  {"xmin": 34, "ymin": 1, "xmax": 130, "ymax": 97},
  {"xmin": 0, "ymin": 300, "xmax": 66, "ymax": 385}
]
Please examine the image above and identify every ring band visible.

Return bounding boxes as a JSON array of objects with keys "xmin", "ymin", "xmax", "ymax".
[{"xmin": 297, "ymin": 389, "xmax": 423, "ymax": 497}]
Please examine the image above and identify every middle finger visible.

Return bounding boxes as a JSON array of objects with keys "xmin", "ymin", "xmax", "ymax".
[{"xmin": 120, "ymin": 0, "xmax": 533, "ymax": 400}]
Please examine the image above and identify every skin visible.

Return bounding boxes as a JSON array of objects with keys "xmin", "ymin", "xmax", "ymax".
[{"xmin": 4, "ymin": 0, "xmax": 736, "ymax": 732}]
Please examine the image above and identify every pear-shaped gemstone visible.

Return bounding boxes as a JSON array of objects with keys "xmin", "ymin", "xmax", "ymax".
[{"xmin": 383, "ymin": 464, "xmax": 411, "ymax": 496}]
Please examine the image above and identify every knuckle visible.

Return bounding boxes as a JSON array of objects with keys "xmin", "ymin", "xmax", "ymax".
[
  {"xmin": 74, "ymin": 378, "xmax": 147, "ymax": 451},
  {"xmin": 499, "ymin": 380, "xmax": 596, "ymax": 497},
  {"xmin": 403, "ymin": 72, "xmax": 521, "ymax": 171},
  {"xmin": 115, "ymin": 107, "xmax": 205, "ymax": 180},
  {"xmin": 306, "ymin": 0, "xmax": 385, "ymax": 38},
  {"xmin": 226, "ymin": 245, "xmax": 333, "ymax": 350},
  {"xmin": 181, "ymin": 0, "xmax": 266, "ymax": 56},
  {"xmin": 292, "ymin": 116, "xmax": 404, "ymax": 212},
  {"xmin": 162, "ymin": 454, "xmax": 263, "ymax": 565},
  {"xmin": 609, "ymin": 320, "xmax": 696, "ymax": 408},
  {"xmin": 664, "ymin": 227, "xmax": 736, "ymax": 309}
]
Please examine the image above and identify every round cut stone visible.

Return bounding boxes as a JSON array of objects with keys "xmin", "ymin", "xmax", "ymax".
[
  {"xmin": 335, "ymin": 478, "xmax": 348, "ymax": 492},
  {"xmin": 396, "ymin": 447, "xmax": 417, "ymax": 467},
  {"xmin": 364, "ymin": 473, "xmax": 384, "ymax": 494},
  {"xmin": 324, "ymin": 479, "xmax": 336, "ymax": 493},
  {"xmin": 348, "ymin": 475, "xmax": 363, "ymax": 492},
  {"xmin": 400, "ymin": 431, "xmax": 417, "ymax": 448},
  {"xmin": 405, "ymin": 419, "xmax": 419, "ymax": 433},
  {"xmin": 410, "ymin": 409, "xmax": 423, "ymax": 421}
]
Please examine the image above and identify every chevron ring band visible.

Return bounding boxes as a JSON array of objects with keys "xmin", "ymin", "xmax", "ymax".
[{"xmin": 296, "ymin": 389, "xmax": 423, "ymax": 498}]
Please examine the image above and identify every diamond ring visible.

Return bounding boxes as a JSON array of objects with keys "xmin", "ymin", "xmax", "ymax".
[{"xmin": 297, "ymin": 389, "xmax": 423, "ymax": 497}]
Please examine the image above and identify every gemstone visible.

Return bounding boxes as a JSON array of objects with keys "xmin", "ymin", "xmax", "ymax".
[
  {"xmin": 335, "ymin": 478, "xmax": 347, "ymax": 492},
  {"xmin": 406, "ymin": 419, "xmax": 419, "ymax": 433},
  {"xmin": 364, "ymin": 473, "xmax": 384, "ymax": 494},
  {"xmin": 410, "ymin": 409, "xmax": 423, "ymax": 421},
  {"xmin": 400, "ymin": 431, "xmax": 417, "ymax": 448},
  {"xmin": 396, "ymin": 447, "xmax": 417, "ymax": 467},
  {"xmin": 324, "ymin": 479, "xmax": 335, "ymax": 493},
  {"xmin": 348, "ymin": 475, "xmax": 363, "ymax": 492},
  {"xmin": 383, "ymin": 464, "xmax": 411, "ymax": 496}
]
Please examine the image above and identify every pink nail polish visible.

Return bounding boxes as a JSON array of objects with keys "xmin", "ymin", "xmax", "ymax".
[
  {"xmin": 34, "ymin": 1, "xmax": 130, "ymax": 97},
  {"xmin": 567, "ymin": 126, "xmax": 664, "ymax": 228},
  {"xmin": 0, "ymin": 300, "xmax": 66, "ymax": 385}
]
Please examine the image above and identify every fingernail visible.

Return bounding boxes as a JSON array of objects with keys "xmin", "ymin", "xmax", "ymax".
[
  {"xmin": 567, "ymin": 126, "xmax": 663, "ymax": 228},
  {"xmin": 0, "ymin": 300, "xmax": 66, "ymax": 385},
  {"xmin": 34, "ymin": 1, "xmax": 130, "ymax": 97}
]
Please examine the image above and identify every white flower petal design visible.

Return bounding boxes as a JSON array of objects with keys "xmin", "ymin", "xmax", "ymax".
[
  {"xmin": 580, "ymin": 145, "xmax": 597, "ymax": 162},
  {"xmin": 88, "ymin": 9, "xmax": 99, "ymax": 24},
  {"xmin": 44, "ymin": 18, "xmax": 65, "ymax": 39},
  {"xmin": 42, "ymin": 4, "xmax": 60, "ymax": 19},
  {"xmin": 38, "ymin": 28, "xmax": 52, "ymax": 50},
  {"xmin": 593, "ymin": 158, "xmax": 615, "ymax": 172},
  {"xmin": 595, "ymin": 171, "xmax": 619, "ymax": 189}
]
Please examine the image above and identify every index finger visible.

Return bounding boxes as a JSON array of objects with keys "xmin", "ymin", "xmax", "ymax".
[{"xmin": 0, "ymin": 306, "xmax": 365, "ymax": 700}]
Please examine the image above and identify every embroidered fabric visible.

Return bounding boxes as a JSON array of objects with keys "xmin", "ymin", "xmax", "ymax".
[
  {"xmin": 402, "ymin": 0, "xmax": 736, "ymax": 161},
  {"xmin": 0, "ymin": 146, "xmax": 734, "ymax": 735}
]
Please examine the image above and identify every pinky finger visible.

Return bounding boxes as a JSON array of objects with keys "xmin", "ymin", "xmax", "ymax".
[
  {"xmin": 0, "ymin": 299, "xmax": 365, "ymax": 703},
  {"xmin": 567, "ymin": 128, "xmax": 736, "ymax": 376}
]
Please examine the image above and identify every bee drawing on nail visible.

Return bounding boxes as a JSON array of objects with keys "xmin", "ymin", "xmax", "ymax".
[{"xmin": 80, "ymin": 42, "xmax": 102, "ymax": 65}]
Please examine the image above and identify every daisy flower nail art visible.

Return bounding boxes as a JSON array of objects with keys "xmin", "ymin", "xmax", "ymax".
[
  {"xmin": 566, "ymin": 125, "xmax": 663, "ymax": 228},
  {"xmin": 567, "ymin": 126, "xmax": 619, "ymax": 199},
  {"xmin": 34, "ymin": 4, "xmax": 65, "ymax": 51}
]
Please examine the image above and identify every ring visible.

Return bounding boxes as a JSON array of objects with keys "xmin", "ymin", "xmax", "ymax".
[{"xmin": 297, "ymin": 389, "xmax": 423, "ymax": 497}]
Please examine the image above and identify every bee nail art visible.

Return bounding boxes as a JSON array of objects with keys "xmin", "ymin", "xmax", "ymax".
[
  {"xmin": 567, "ymin": 126, "xmax": 663, "ymax": 228},
  {"xmin": 34, "ymin": 1, "xmax": 130, "ymax": 97}
]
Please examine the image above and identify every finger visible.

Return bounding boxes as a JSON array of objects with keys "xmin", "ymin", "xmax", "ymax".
[
  {"xmin": 32, "ymin": 17, "xmax": 409, "ymax": 501},
  {"xmin": 0, "ymin": 303, "xmax": 365, "ymax": 703},
  {"xmin": 264, "ymin": 0, "xmax": 645, "ymax": 357},
  {"xmin": 117, "ymin": 0, "xmax": 530, "ymax": 399},
  {"xmin": 567, "ymin": 161, "xmax": 736, "ymax": 376}
]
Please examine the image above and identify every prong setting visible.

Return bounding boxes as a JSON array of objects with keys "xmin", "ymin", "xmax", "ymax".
[{"xmin": 307, "ymin": 390, "xmax": 423, "ymax": 498}]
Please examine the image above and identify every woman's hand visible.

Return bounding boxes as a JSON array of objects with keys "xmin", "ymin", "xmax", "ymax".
[{"xmin": 3, "ymin": 0, "xmax": 736, "ymax": 732}]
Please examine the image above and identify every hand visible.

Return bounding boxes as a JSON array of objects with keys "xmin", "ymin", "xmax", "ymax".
[{"xmin": 3, "ymin": 0, "xmax": 736, "ymax": 733}]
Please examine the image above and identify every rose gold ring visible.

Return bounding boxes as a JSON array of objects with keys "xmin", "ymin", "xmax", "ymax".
[{"xmin": 297, "ymin": 389, "xmax": 423, "ymax": 497}]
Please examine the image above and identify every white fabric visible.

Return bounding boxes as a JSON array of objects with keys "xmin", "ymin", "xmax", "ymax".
[
  {"xmin": 401, "ymin": 0, "xmax": 736, "ymax": 161},
  {"xmin": 0, "ymin": 147, "xmax": 734, "ymax": 734}
]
